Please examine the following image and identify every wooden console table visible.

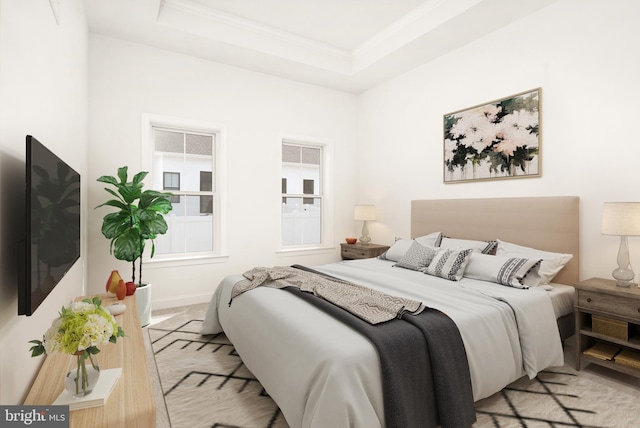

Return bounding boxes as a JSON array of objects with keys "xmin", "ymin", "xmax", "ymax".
[{"xmin": 24, "ymin": 294, "xmax": 156, "ymax": 427}]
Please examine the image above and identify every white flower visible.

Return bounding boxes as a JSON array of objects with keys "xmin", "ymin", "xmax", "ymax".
[
  {"xmin": 69, "ymin": 301, "xmax": 94, "ymax": 312},
  {"xmin": 43, "ymin": 318, "xmax": 64, "ymax": 354}
]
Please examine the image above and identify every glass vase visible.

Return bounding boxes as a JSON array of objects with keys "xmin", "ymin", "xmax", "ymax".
[{"xmin": 65, "ymin": 352, "xmax": 100, "ymax": 397}]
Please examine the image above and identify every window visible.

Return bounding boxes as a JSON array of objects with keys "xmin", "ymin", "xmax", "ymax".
[
  {"xmin": 281, "ymin": 141, "xmax": 329, "ymax": 248},
  {"xmin": 142, "ymin": 114, "xmax": 226, "ymax": 260}
]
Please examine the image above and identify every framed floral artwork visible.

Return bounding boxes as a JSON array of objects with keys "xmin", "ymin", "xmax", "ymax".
[{"xmin": 443, "ymin": 88, "xmax": 540, "ymax": 183}]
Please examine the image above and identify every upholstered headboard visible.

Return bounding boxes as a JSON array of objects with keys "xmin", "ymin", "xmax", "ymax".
[{"xmin": 411, "ymin": 196, "xmax": 580, "ymax": 285}]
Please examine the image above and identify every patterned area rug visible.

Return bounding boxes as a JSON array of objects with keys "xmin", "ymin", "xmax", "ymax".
[{"xmin": 149, "ymin": 305, "xmax": 640, "ymax": 428}]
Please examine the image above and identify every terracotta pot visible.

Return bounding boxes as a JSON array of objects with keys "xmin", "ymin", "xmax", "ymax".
[{"xmin": 125, "ymin": 281, "xmax": 137, "ymax": 296}]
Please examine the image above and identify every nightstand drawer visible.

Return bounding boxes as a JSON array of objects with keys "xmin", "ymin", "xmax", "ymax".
[
  {"xmin": 578, "ymin": 290, "xmax": 640, "ymax": 320},
  {"xmin": 341, "ymin": 246, "xmax": 371, "ymax": 259},
  {"xmin": 340, "ymin": 243, "xmax": 389, "ymax": 260}
]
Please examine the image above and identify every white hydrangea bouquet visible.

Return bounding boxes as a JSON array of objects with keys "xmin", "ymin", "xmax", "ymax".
[{"xmin": 29, "ymin": 297, "xmax": 125, "ymax": 396}]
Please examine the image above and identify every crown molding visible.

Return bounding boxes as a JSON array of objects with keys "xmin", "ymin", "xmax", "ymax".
[{"xmin": 353, "ymin": 0, "xmax": 481, "ymax": 71}]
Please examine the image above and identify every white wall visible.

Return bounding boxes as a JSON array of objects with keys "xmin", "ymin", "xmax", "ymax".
[
  {"xmin": 0, "ymin": 0, "xmax": 88, "ymax": 404},
  {"xmin": 357, "ymin": 0, "xmax": 640, "ymax": 282},
  {"xmin": 87, "ymin": 35, "xmax": 359, "ymax": 308}
]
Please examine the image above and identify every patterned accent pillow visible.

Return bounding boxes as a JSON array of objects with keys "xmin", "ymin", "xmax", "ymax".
[
  {"xmin": 496, "ymin": 258, "xmax": 542, "ymax": 289},
  {"xmin": 495, "ymin": 240, "xmax": 573, "ymax": 284},
  {"xmin": 394, "ymin": 241, "xmax": 438, "ymax": 272},
  {"xmin": 464, "ymin": 253, "xmax": 543, "ymax": 288},
  {"xmin": 425, "ymin": 248, "xmax": 473, "ymax": 281}
]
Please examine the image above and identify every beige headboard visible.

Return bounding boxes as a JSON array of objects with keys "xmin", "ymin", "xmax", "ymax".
[{"xmin": 411, "ymin": 196, "xmax": 580, "ymax": 285}]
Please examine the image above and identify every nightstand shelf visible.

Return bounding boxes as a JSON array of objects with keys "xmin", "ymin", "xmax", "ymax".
[
  {"xmin": 340, "ymin": 243, "xmax": 389, "ymax": 260},
  {"xmin": 574, "ymin": 277, "xmax": 640, "ymax": 378}
]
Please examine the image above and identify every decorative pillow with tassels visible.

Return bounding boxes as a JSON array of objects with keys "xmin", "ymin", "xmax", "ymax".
[{"xmin": 464, "ymin": 252, "xmax": 543, "ymax": 288}]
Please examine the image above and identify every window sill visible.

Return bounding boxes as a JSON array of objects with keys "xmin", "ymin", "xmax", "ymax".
[
  {"xmin": 276, "ymin": 246, "xmax": 336, "ymax": 257},
  {"xmin": 144, "ymin": 253, "xmax": 229, "ymax": 269}
]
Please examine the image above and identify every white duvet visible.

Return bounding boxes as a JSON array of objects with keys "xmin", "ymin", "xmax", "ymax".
[{"xmin": 201, "ymin": 258, "xmax": 565, "ymax": 428}]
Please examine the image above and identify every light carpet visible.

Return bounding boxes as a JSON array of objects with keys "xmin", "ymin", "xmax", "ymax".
[{"xmin": 147, "ymin": 304, "xmax": 640, "ymax": 428}]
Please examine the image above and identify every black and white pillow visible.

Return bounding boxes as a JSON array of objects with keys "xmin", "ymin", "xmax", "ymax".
[
  {"xmin": 495, "ymin": 239, "xmax": 572, "ymax": 284},
  {"xmin": 394, "ymin": 241, "xmax": 438, "ymax": 272},
  {"xmin": 464, "ymin": 253, "xmax": 543, "ymax": 288},
  {"xmin": 424, "ymin": 248, "xmax": 473, "ymax": 281},
  {"xmin": 496, "ymin": 258, "xmax": 542, "ymax": 288}
]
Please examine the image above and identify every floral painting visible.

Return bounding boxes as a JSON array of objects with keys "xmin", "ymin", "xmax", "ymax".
[{"xmin": 443, "ymin": 88, "xmax": 540, "ymax": 183}]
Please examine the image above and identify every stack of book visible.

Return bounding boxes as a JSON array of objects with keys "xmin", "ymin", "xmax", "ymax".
[
  {"xmin": 583, "ymin": 343, "xmax": 620, "ymax": 361},
  {"xmin": 615, "ymin": 349, "xmax": 640, "ymax": 369}
]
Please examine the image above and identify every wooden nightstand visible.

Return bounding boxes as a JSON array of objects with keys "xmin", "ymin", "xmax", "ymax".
[
  {"xmin": 341, "ymin": 242, "xmax": 390, "ymax": 260},
  {"xmin": 574, "ymin": 277, "xmax": 640, "ymax": 377}
]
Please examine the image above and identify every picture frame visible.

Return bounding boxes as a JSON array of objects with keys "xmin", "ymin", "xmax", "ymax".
[{"xmin": 443, "ymin": 88, "xmax": 540, "ymax": 183}]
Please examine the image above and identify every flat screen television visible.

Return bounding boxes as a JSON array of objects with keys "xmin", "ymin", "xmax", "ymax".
[{"xmin": 18, "ymin": 135, "xmax": 80, "ymax": 316}]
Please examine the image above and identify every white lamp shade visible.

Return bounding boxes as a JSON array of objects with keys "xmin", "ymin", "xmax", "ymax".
[
  {"xmin": 354, "ymin": 205, "xmax": 376, "ymax": 221},
  {"xmin": 602, "ymin": 202, "xmax": 640, "ymax": 236}
]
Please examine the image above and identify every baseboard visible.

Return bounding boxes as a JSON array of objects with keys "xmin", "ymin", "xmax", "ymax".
[{"xmin": 151, "ymin": 293, "xmax": 213, "ymax": 310}]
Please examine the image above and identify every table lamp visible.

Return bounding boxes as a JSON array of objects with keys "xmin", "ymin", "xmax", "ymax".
[
  {"xmin": 354, "ymin": 205, "xmax": 376, "ymax": 245},
  {"xmin": 602, "ymin": 202, "xmax": 640, "ymax": 287}
]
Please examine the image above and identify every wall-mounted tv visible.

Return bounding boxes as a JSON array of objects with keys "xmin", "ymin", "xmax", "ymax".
[{"xmin": 18, "ymin": 136, "xmax": 80, "ymax": 316}]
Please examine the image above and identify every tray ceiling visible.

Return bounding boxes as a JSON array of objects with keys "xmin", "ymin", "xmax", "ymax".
[{"xmin": 84, "ymin": 0, "xmax": 559, "ymax": 93}]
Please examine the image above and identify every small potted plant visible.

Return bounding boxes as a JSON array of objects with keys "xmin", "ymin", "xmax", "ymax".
[{"xmin": 96, "ymin": 166, "xmax": 173, "ymax": 326}]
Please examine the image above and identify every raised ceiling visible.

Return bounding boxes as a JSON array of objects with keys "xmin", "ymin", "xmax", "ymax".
[{"xmin": 84, "ymin": 0, "xmax": 558, "ymax": 93}]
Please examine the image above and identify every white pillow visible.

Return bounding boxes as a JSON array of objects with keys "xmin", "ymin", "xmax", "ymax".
[
  {"xmin": 424, "ymin": 248, "xmax": 473, "ymax": 281},
  {"xmin": 495, "ymin": 239, "xmax": 573, "ymax": 284},
  {"xmin": 379, "ymin": 232, "xmax": 441, "ymax": 261},
  {"xmin": 378, "ymin": 238, "xmax": 414, "ymax": 262},
  {"xmin": 440, "ymin": 237, "xmax": 497, "ymax": 254},
  {"xmin": 415, "ymin": 231, "xmax": 442, "ymax": 248},
  {"xmin": 393, "ymin": 242, "xmax": 438, "ymax": 272},
  {"xmin": 464, "ymin": 253, "xmax": 543, "ymax": 288}
]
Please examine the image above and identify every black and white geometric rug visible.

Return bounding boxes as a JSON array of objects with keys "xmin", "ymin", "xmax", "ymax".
[{"xmin": 148, "ymin": 307, "xmax": 640, "ymax": 428}]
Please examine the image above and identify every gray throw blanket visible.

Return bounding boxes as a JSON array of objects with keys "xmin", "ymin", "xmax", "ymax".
[{"xmin": 231, "ymin": 266, "xmax": 425, "ymax": 324}]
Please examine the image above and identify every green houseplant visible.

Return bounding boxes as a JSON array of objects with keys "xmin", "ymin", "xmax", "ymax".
[{"xmin": 96, "ymin": 166, "xmax": 173, "ymax": 325}]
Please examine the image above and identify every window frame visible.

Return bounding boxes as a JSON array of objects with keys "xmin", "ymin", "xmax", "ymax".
[
  {"xmin": 141, "ymin": 113, "xmax": 227, "ymax": 265},
  {"xmin": 278, "ymin": 135, "xmax": 333, "ymax": 253}
]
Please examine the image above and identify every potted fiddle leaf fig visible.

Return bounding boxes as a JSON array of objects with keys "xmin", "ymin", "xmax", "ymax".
[{"xmin": 96, "ymin": 166, "xmax": 173, "ymax": 326}]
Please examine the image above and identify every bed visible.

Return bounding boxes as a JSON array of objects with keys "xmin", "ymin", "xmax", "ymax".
[{"xmin": 201, "ymin": 196, "xmax": 580, "ymax": 428}]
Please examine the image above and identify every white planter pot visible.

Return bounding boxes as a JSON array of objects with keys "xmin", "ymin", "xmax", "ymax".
[{"xmin": 135, "ymin": 283, "xmax": 152, "ymax": 327}]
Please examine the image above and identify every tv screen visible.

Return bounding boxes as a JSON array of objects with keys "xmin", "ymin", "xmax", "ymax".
[{"xmin": 18, "ymin": 136, "xmax": 80, "ymax": 316}]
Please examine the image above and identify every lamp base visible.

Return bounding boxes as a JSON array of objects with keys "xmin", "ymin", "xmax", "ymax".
[
  {"xmin": 612, "ymin": 236, "xmax": 635, "ymax": 287},
  {"xmin": 358, "ymin": 237, "xmax": 371, "ymax": 245},
  {"xmin": 612, "ymin": 267, "xmax": 634, "ymax": 287},
  {"xmin": 359, "ymin": 221, "xmax": 371, "ymax": 245},
  {"xmin": 614, "ymin": 279, "xmax": 633, "ymax": 287}
]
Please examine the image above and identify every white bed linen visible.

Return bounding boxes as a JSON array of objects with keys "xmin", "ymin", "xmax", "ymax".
[
  {"xmin": 545, "ymin": 283, "xmax": 575, "ymax": 318},
  {"xmin": 201, "ymin": 258, "xmax": 565, "ymax": 428}
]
